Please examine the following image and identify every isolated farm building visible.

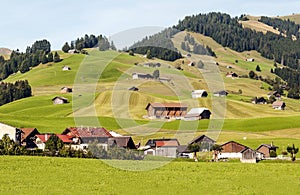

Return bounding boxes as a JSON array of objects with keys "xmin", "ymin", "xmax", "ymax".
[
  {"xmin": 267, "ymin": 91, "xmax": 281, "ymax": 99},
  {"xmin": 213, "ymin": 90, "xmax": 228, "ymax": 97},
  {"xmin": 145, "ymin": 102, "xmax": 188, "ymax": 119},
  {"xmin": 62, "ymin": 127, "xmax": 113, "ymax": 150},
  {"xmin": 246, "ymin": 58, "xmax": 254, "ymax": 62},
  {"xmin": 272, "ymin": 101, "xmax": 286, "ymax": 110},
  {"xmin": 52, "ymin": 96, "xmax": 68, "ymax": 104},
  {"xmin": 108, "ymin": 136, "xmax": 136, "ymax": 149},
  {"xmin": 256, "ymin": 144, "xmax": 278, "ymax": 158},
  {"xmin": 191, "ymin": 90, "xmax": 208, "ymax": 98},
  {"xmin": 144, "ymin": 138, "xmax": 180, "ymax": 158},
  {"xmin": 226, "ymin": 72, "xmax": 238, "ymax": 78},
  {"xmin": 226, "ymin": 66, "xmax": 232, "ymax": 69},
  {"xmin": 158, "ymin": 77, "xmax": 171, "ymax": 82},
  {"xmin": 62, "ymin": 66, "xmax": 71, "ymax": 71},
  {"xmin": 188, "ymin": 135, "xmax": 216, "ymax": 151},
  {"xmin": 20, "ymin": 128, "xmax": 40, "ymax": 148},
  {"xmin": 188, "ymin": 61, "xmax": 195, "ymax": 66},
  {"xmin": 128, "ymin": 86, "xmax": 139, "ymax": 91},
  {"xmin": 0, "ymin": 123, "xmax": 22, "ymax": 144},
  {"xmin": 251, "ymin": 97, "xmax": 267, "ymax": 104},
  {"xmin": 132, "ymin": 73, "xmax": 153, "ymax": 80},
  {"xmin": 240, "ymin": 148, "xmax": 262, "ymax": 163},
  {"xmin": 186, "ymin": 53, "xmax": 192, "ymax": 57},
  {"xmin": 60, "ymin": 87, "xmax": 73, "ymax": 93},
  {"xmin": 35, "ymin": 133, "xmax": 53, "ymax": 150},
  {"xmin": 218, "ymin": 141, "xmax": 248, "ymax": 159},
  {"xmin": 184, "ymin": 108, "xmax": 211, "ymax": 121}
]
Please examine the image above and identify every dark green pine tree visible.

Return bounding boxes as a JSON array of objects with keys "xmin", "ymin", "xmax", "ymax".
[
  {"xmin": 41, "ymin": 53, "xmax": 48, "ymax": 64},
  {"xmin": 53, "ymin": 52, "xmax": 61, "ymax": 63},
  {"xmin": 19, "ymin": 59, "xmax": 30, "ymax": 73},
  {"xmin": 47, "ymin": 52, "xmax": 53, "ymax": 62},
  {"xmin": 62, "ymin": 42, "xmax": 71, "ymax": 53}
]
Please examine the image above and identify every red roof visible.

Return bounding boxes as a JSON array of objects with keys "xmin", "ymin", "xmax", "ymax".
[
  {"xmin": 36, "ymin": 134, "xmax": 53, "ymax": 143},
  {"xmin": 56, "ymin": 134, "xmax": 73, "ymax": 143},
  {"xmin": 156, "ymin": 140, "xmax": 179, "ymax": 147},
  {"xmin": 21, "ymin": 128, "xmax": 39, "ymax": 142},
  {"xmin": 63, "ymin": 127, "xmax": 112, "ymax": 138},
  {"xmin": 146, "ymin": 102, "xmax": 188, "ymax": 109}
]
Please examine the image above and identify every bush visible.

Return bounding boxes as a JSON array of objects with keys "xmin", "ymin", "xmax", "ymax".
[{"xmin": 270, "ymin": 150, "xmax": 277, "ymax": 157}]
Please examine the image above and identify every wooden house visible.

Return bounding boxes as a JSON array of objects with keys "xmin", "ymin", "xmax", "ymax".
[
  {"xmin": 272, "ymin": 101, "xmax": 285, "ymax": 110},
  {"xmin": 20, "ymin": 128, "xmax": 40, "ymax": 149},
  {"xmin": 184, "ymin": 108, "xmax": 211, "ymax": 121},
  {"xmin": 60, "ymin": 87, "xmax": 73, "ymax": 93},
  {"xmin": 52, "ymin": 96, "xmax": 68, "ymax": 104},
  {"xmin": 188, "ymin": 135, "xmax": 215, "ymax": 151},
  {"xmin": 213, "ymin": 90, "xmax": 228, "ymax": 97},
  {"xmin": 218, "ymin": 141, "xmax": 248, "ymax": 159},
  {"xmin": 256, "ymin": 144, "xmax": 278, "ymax": 158},
  {"xmin": 191, "ymin": 90, "xmax": 208, "ymax": 98},
  {"xmin": 240, "ymin": 148, "xmax": 262, "ymax": 163},
  {"xmin": 145, "ymin": 102, "xmax": 188, "ymax": 119},
  {"xmin": 144, "ymin": 138, "xmax": 180, "ymax": 158}
]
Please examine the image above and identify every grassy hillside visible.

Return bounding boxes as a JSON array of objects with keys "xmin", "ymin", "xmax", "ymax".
[
  {"xmin": 0, "ymin": 30, "xmax": 299, "ymax": 151},
  {"xmin": 280, "ymin": 14, "xmax": 300, "ymax": 24},
  {"xmin": 0, "ymin": 156, "xmax": 299, "ymax": 194}
]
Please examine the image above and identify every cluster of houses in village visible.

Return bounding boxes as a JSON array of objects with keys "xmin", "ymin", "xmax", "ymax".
[{"xmin": 0, "ymin": 122, "xmax": 281, "ymax": 163}]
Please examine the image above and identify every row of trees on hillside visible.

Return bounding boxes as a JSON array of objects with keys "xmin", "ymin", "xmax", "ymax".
[
  {"xmin": 0, "ymin": 40, "xmax": 61, "ymax": 80},
  {"xmin": 62, "ymin": 34, "xmax": 116, "ymax": 53},
  {"xmin": 181, "ymin": 33, "xmax": 215, "ymax": 56},
  {"xmin": 259, "ymin": 16, "xmax": 300, "ymax": 39},
  {"xmin": 129, "ymin": 28, "xmax": 182, "ymax": 61},
  {"xmin": 0, "ymin": 80, "xmax": 32, "ymax": 106}
]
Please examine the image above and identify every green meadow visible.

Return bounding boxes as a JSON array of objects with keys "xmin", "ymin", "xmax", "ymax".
[{"xmin": 0, "ymin": 156, "xmax": 299, "ymax": 195}]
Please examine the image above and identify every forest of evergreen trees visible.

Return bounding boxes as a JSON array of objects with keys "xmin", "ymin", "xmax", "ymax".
[
  {"xmin": 259, "ymin": 16, "xmax": 300, "ymax": 39},
  {"xmin": 62, "ymin": 34, "xmax": 116, "ymax": 53},
  {"xmin": 174, "ymin": 12, "xmax": 300, "ymax": 98},
  {"xmin": 129, "ymin": 28, "xmax": 182, "ymax": 61},
  {"xmin": 0, "ymin": 80, "xmax": 32, "ymax": 106},
  {"xmin": 0, "ymin": 40, "xmax": 61, "ymax": 80}
]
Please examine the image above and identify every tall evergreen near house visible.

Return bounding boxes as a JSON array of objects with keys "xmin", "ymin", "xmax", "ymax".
[{"xmin": 53, "ymin": 52, "xmax": 61, "ymax": 63}]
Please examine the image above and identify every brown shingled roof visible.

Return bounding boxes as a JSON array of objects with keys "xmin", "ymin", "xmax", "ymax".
[
  {"xmin": 21, "ymin": 128, "xmax": 39, "ymax": 142},
  {"xmin": 63, "ymin": 127, "xmax": 112, "ymax": 138},
  {"xmin": 146, "ymin": 102, "xmax": 188, "ymax": 109}
]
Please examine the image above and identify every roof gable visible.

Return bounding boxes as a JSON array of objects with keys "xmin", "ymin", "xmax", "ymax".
[{"xmin": 62, "ymin": 127, "xmax": 113, "ymax": 138}]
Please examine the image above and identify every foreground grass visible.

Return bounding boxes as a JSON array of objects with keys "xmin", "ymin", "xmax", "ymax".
[{"xmin": 0, "ymin": 156, "xmax": 299, "ymax": 194}]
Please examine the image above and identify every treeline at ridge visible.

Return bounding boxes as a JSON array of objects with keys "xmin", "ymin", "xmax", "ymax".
[{"xmin": 129, "ymin": 28, "xmax": 182, "ymax": 61}]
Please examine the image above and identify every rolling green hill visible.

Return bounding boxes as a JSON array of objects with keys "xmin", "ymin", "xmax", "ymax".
[{"xmin": 1, "ymin": 21, "xmax": 300, "ymax": 152}]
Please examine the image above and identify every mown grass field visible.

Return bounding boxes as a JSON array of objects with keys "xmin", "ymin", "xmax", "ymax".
[{"xmin": 0, "ymin": 156, "xmax": 299, "ymax": 195}]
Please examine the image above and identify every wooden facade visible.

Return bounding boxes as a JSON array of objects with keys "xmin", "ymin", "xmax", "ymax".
[
  {"xmin": 145, "ymin": 103, "xmax": 188, "ymax": 119},
  {"xmin": 221, "ymin": 141, "xmax": 247, "ymax": 153},
  {"xmin": 257, "ymin": 144, "xmax": 278, "ymax": 158}
]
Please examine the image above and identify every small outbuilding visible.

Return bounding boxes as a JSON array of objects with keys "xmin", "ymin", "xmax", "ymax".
[
  {"xmin": 61, "ymin": 87, "xmax": 73, "ymax": 93},
  {"xmin": 257, "ymin": 144, "xmax": 278, "ymax": 158},
  {"xmin": 184, "ymin": 108, "xmax": 211, "ymax": 120},
  {"xmin": 213, "ymin": 90, "xmax": 228, "ymax": 97},
  {"xmin": 272, "ymin": 101, "xmax": 285, "ymax": 110},
  {"xmin": 62, "ymin": 66, "xmax": 71, "ymax": 71},
  {"xmin": 128, "ymin": 86, "xmax": 139, "ymax": 91},
  {"xmin": 226, "ymin": 72, "xmax": 238, "ymax": 78},
  {"xmin": 132, "ymin": 73, "xmax": 153, "ymax": 80},
  {"xmin": 145, "ymin": 102, "xmax": 188, "ymax": 119},
  {"xmin": 52, "ymin": 96, "xmax": 68, "ymax": 104},
  {"xmin": 191, "ymin": 90, "xmax": 208, "ymax": 98},
  {"xmin": 188, "ymin": 135, "xmax": 216, "ymax": 151},
  {"xmin": 251, "ymin": 97, "xmax": 267, "ymax": 104}
]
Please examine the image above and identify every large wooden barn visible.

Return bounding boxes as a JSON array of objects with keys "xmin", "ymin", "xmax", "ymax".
[{"xmin": 145, "ymin": 102, "xmax": 188, "ymax": 119}]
